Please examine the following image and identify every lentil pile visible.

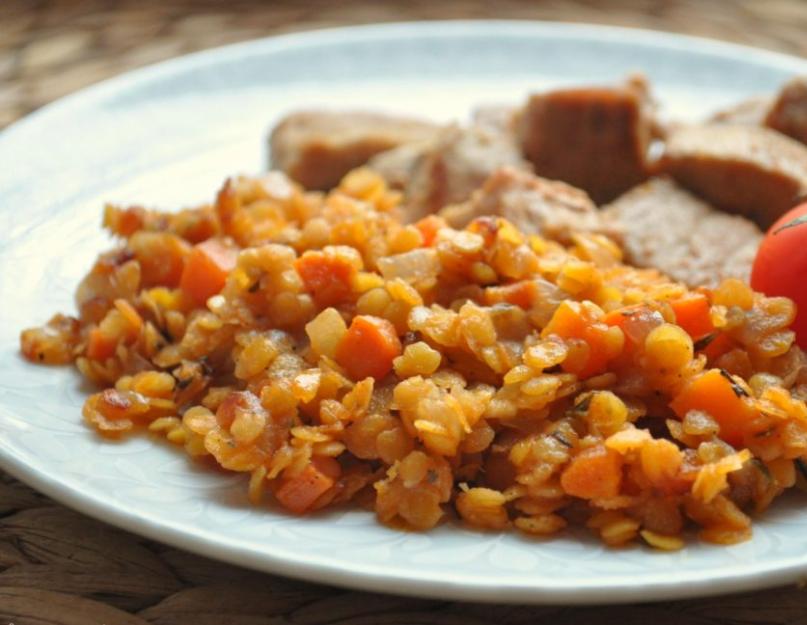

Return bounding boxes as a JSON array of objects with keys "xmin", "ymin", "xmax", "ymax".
[{"xmin": 20, "ymin": 168, "xmax": 807, "ymax": 549}]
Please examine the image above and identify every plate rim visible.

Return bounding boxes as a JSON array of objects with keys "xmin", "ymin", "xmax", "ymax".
[
  {"xmin": 2, "ymin": 19, "xmax": 807, "ymax": 605},
  {"xmin": 3, "ymin": 19, "xmax": 806, "ymax": 144}
]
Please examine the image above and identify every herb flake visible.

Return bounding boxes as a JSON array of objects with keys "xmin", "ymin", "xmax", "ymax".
[
  {"xmin": 551, "ymin": 432, "xmax": 573, "ymax": 448},
  {"xmin": 719, "ymin": 369, "xmax": 749, "ymax": 397},
  {"xmin": 693, "ymin": 333, "xmax": 718, "ymax": 351}
]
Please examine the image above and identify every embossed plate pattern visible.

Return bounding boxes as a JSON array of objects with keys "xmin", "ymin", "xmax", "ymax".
[{"xmin": 1, "ymin": 21, "xmax": 807, "ymax": 604}]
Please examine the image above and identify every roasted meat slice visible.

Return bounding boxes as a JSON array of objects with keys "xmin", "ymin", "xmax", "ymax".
[
  {"xmin": 516, "ymin": 77, "xmax": 655, "ymax": 203},
  {"xmin": 269, "ymin": 110, "xmax": 438, "ymax": 190},
  {"xmin": 658, "ymin": 123, "xmax": 807, "ymax": 229},
  {"xmin": 602, "ymin": 177, "xmax": 762, "ymax": 287},
  {"xmin": 399, "ymin": 124, "xmax": 528, "ymax": 223},
  {"xmin": 439, "ymin": 166, "xmax": 619, "ymax": 245}
]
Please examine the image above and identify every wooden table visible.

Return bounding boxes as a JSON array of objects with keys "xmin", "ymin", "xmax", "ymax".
[{"xmin": 2, "ymin": 1, "xmax": 807, "ymax": 623}]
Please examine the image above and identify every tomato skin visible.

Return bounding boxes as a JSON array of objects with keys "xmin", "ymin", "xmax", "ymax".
[{"xmin": 751, "ymin": 202, "xmax": 807, "ymax": 349}]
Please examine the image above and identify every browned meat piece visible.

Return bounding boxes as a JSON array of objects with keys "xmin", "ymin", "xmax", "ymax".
[
  {"xmin": 708, "ymin": 79, "xmax": 807, "ymax": 146},
  {"xmin": 439, "ymin": 166, "xmax": 619, "ymax": 245},
  {"xmin": 516, "ymin": 78, "xmax": 654, "ymax": 203},
  {"xmin": 400, "ymin": 124, "xmax": 528, "ymax": 223},
  {"xmin": 366, "ymin": 142, "xmax": 429, "ymax": 190},
  {"xmin": 370, "ymin": 108, "xmax": 521, "ymax": 194},
  {"xmin": 766, "ymin": 77, "xmax": 807, "ymax": 146},
  {"xmin": 710, "ymin": 96, "xmax": 772, "ymax": 126},
  {"xmin": 269, "ymin": 111, "xmax": 438, "ymax": 190},
  {"xmin": 602, "ymin": 177, "xmax": 762, "ymax": 287},
  {"xmin": 472, "ymin": 105, "xmax": 517, "ymax": 134},
  {"xmin": 658, "ymin": 124, "xmax": 807, "ymax": 229}
]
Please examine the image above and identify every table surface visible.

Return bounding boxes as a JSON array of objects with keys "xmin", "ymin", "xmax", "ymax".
[{"xmin": 3, "ymin": 0, "xmax": 807, "ymax": 623}]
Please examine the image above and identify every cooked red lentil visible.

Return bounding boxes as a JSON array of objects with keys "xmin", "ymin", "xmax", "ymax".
[{"xmin": 20, "ymin": 167, "xmax": 807, "ymax": 548}]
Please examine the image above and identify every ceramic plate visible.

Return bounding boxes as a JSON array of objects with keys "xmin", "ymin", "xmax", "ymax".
[{"xmin": 1, "ymin": 21, "xmax": 806, "ymax": 604}]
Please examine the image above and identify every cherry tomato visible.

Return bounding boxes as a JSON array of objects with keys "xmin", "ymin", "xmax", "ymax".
[{"xmin": 751, "ymin": 202, "xmax": 807, "ymax": 349}]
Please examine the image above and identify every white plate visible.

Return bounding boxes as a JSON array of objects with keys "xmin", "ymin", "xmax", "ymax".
[{"xmin": 1, "ymin": 21, "xmax": 807, "ymax": 605}]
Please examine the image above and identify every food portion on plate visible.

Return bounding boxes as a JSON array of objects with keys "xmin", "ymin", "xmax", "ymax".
[
  {"xmin": 19, "ymin": 74, "xmax": 807, "ymax": 551},
  {"xmin": 711, "ymin": 76, "xmax": 807, "ymax": 145}
]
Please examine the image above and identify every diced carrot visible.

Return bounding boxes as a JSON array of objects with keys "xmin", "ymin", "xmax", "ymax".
[
  {"xmin": 603, "ymin": 306, "xmax": 642, "ymax": 331},
  {"xmin": 543, "ymin": 301, "xmax": 623, "ymax": 379},
  {"xmin": 275, "ymin": 456, "xmax": 340, "ymax": 515},
  {"xmin": 701, "ymin": 332, "xmax": 734, "ymax": 361},
  {"xmin": 577, "ymin": 335, "xmax": 622, "ymax": 379},
  {"xmin": 312, "ymin": 455, "xmax": 341, "ymax": 479},
  {"xmin": 336, "ymin": 315, "xmax": 402, "ymax": 381},
  {"xmin": 115, "ymin": 206, "xmax": 146, "ymax": 236},
  {"xmin": 670, "ymin": 369, "xmax": 760, "ymax": 447},
  {"xmin": 87, "ymin": 327, "xmax": 117, "ymax": 361},
  {"xmin": 545, "ymin": 300, "xmax": 588, "ymax": 338},
  {"xmin": 215, "ymin": 178, "xmax": 239, "ymax": 228},
  {"xmin": 670, "ymin": 294, "xmax": 714, "ymax": 340},
  {"xmin": 485, "ymin": 280, "xmax": 538, "ymax": 309},
  {"xmin": 560, "ymin": 444, "xmax": 623, "ymax": 500},
  {"xmin": 294, "ymin": 251, "xmax": 357, "ymax": 308},
  {"xmin": 414, "ymin": 215, "xmax": 447, "ymax": 247},
  {"xmin": 180, "ymin": 238, "xmax": 238, "ymax": 305}
]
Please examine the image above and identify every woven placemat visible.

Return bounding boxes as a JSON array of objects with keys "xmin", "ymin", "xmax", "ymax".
[{"xmin": 2, "ymin": 1, "xmax": 807, "ymax": 623}]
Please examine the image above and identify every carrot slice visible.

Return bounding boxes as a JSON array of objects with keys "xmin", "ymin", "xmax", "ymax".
[
  {"xmin": 700, "ymin": 332, "xmax": 733, "ymax": 361},
  {"xmin": 106, "ymin": 205, "xmax": 145, "ymax": 236},
  {"xmin": 180, "ymin": 238, "xmax": 237, "ymax": 305},
  {"xmin": 87, "ymin": 327, "xmax": 117, "ymax": 361},
  {"xmin": 414, "ymin": 215, "xmax": 447, "ymax": 247},
  {"xmin": 670, "ymin": 368, "xmax": 760, "ymax": 447},
  {"xmin": 214, "ymin": 178, "xmax": 239, "ymax": 228},
  {"xmin": 560, "ymin": 444, "xmax": 623, "ymax": 500},
  {"xmin": 336, "ymin": 315, "xmax": 402, "ymax": 381},
  {"xmin": 543, "ymin": 301, "xmax": 623, "ymax": 379},
  {"xmin": 670, "ymin": 294, "xmax": 714, "ymax": 340},
  {"xmin": 275, "ymin": 457, "xmax": 340, "ymax": 515},
  {"xmin": 294, "ymin": 251, "xmax": 357, "ymax": 308}
]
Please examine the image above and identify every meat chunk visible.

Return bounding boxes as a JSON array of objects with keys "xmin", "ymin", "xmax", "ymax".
[
  {"xmin": 658, "ymin": 124, "xmax": 807, "ymax": 229},
  {"xmin": 366, "ymin": 142, "xmax": 428, "ymax": 190},
  {"xmin": 516, "ymin": 77, "xmax": 654, "ymax": 203},
  {"xmin": 472, "ymin": 105, "xmax": 517, "ymax": 134},
  {"xmin": 602, "ymin": 178, "xmax": 762, "ymax": 287},
  {"xmin": 439, "ymin": 167, "xmax": 619, "ymax": 245},
  {"xmin": 708, "ymin": 78, "xmax": 807, "ymax": 146},
  {"xmin": 709, "ymin": 96, "xmax": 772, "ymax": 126},
  {"xmin": 766, "ymin": 77, "xmax": 807, "ymax": 146},
  {"xmin": 269, "ymin": 111, "xmax": 438, "ymax": 190},
  {"xmin": 400, "ymin": 124, "xmax": 528, "ymax": 223},
  {"xmin": 370, "ymin": 108, "xmax": 522, "ymax": 195}
]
